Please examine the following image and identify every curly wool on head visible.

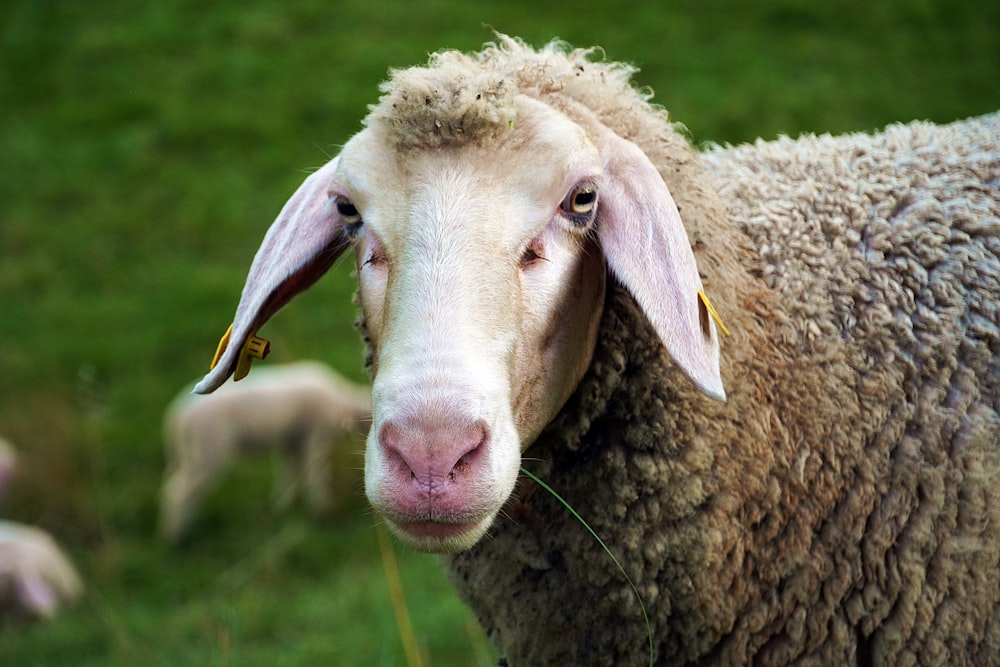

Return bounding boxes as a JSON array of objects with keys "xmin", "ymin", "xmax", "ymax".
[
  {"xmin": 367, "ymin": 63, "xmax": 517, "ymax": 149},
  {"xmin": 366, "ymin": 36, "xmax": 658, "ymax": 150}
]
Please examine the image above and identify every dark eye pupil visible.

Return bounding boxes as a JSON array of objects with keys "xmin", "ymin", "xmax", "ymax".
[
  {"xmin": 574, "ymin": 190, "xmax": 595, "ymax": 207},
  {"xmin": 336, "ymin": 201, "xmax": 359, "ymax": 217}
]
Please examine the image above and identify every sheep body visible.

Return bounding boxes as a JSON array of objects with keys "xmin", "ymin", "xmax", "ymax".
[
  {"xmin": 194, "ymin": 37, "xmax": 999, "ymax": 665},
  {"xmin": 448, "ymin": 108, "xmax": 999, "ymax": 665},
  {"xmin": 0, "ymin": 521, "xmax": 84, "ymax": 620},
  {"xmin": 160, "ymin": 361, "xmax": 370, "ymax": 541},
  {"xmin": 0, "ymin": 439, "xmax": 83, "ymax": 621}
]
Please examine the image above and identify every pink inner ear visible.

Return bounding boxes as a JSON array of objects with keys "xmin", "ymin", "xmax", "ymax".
[
  {"xmin": 193, "ymin": 158, "xmax": 349, "ymax": 394},
  {"xmin": 596, "ymin": 132, "xmax": 725, "ymax": 400},
  {"xmin": 250, "ymin": 236, "xmax": 351, "ymax": 331}
]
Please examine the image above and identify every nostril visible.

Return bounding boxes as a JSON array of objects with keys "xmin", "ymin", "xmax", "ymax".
[
  {"xmin": 449, "ymin": 422, "xmax": 488, "ymax": 480},
  {"xmin": 378, "ymin": 422, "xmax": 413, "ymax": 478},
  {"xmin": 454, "ymin": 420, "xmax": 488, "ymax": 471},
  {"xmin": 377, "ymin": 418, "xmax": 490, "ymax": 486}
]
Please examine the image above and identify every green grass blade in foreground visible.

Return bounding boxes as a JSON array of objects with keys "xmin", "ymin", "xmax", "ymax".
[
  {"xmin": 519, "ymin": 466, "xmax": 653, "ymax": 667},
  {"xmin": 376, "ymin": 521, "xmax": 425, "ymax": 667}
]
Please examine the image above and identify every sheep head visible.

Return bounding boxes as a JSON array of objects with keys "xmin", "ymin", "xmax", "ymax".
[{"xmin": 194, "ymin": 44, "xmax": 724, "ymax": 553}]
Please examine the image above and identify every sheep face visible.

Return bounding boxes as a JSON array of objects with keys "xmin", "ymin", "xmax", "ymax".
[
  {"xmin": 335, "ymin": 98, "xmax": 607, "ymax": 551},
  {"xmin": 194, "ymin": 67, "xmax": 723, "ymax": 554}
]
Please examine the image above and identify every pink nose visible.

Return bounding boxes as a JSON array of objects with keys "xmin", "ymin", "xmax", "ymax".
[{"xmin": 378, "ymin": 418, "xmax": 489, "ymax": 517}]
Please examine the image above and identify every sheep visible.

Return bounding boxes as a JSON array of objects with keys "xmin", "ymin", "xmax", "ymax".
[
  {"xmin": 160, "ymin": 361, "xmax": 370, "ymax": 541},
  {"xmin": 192, "ymin": 36, "xmax": 999, "ymax": 666},
  {"xmin": 0, "ymin": 521, "xmax": 84, "ymax": 621},
  {"xmin": 0, "ymin": 438, "xmax": 83, "ymax": 621}
]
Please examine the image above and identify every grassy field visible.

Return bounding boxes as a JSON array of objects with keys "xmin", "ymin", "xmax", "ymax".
[{"xmin": 1, "ymin": 1, "xmax": 998, "ymax": 664}]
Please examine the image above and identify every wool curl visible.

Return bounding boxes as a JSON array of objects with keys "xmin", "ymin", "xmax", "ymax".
[
  {"xmin": 366, "ymin": 35, "xmax": 663, "ymax": 150},
  {"xmin": 367, "ymin": 37, "xmax": 1000, "ymax": 666}
]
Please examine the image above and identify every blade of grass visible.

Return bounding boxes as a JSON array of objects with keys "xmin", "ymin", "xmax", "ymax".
[
  {"xmin": 375, "ymin": 520, "xmax": 425, "ymax": 667},
  {"xmin": 520, "ymin": 466, "xmax": 653, "ymax": 667},
  {"xmin": 464, "ymin": 614, "xmax": 495, "ymax": 667}
]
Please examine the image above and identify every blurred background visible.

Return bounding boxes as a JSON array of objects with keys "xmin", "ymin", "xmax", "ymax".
[{"xmin": 1, "ymin": 0, "xmax": 997, "ymax": 664}]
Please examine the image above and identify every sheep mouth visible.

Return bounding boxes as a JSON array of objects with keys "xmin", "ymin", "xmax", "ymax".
[{"xmin": 386, "ymin": 514, "xmax": 496, "ymax": 553}]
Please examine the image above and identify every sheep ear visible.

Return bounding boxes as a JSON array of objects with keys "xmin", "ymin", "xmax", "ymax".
[
  {"xmin": 193, "ymin": 158, "xmax": 349, "ymax": 394},
  {"xmin": 597, "ymin": 133, "xmax": 726, "ymax": 400}
]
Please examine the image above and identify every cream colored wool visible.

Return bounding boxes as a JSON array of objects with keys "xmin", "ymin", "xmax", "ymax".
[{"xmin": 380, "ymin": 39, "xmax": 1000, "ymax": 666}]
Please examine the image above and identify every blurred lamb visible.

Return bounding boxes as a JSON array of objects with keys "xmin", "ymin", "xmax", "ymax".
[
  {"xmin": 160, "ymin": 361, "xmax": 370, "ymax": 541},
  {"xmin": 0, "ymin": 437, "xmax": 83, "ymax": 621},
  {"xmin": 193, "ymin": 36, "xmax": 999, "ymax": 666},
  {"xmin": 0, "ymin": 521, "xmax": 84, "ymax": 620}
]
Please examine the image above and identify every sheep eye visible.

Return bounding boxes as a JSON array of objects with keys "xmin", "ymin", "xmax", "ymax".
[
  {"xmin": 569, "ymin": 187, "xmax": 596, "ymax": 214},
  {"xmin": 560, "ymin": 184, "xmax": 598, "ymax": 225},
  {"xmin": 335, "ymin": 196, "xmax": 362, "ymax": 225}
]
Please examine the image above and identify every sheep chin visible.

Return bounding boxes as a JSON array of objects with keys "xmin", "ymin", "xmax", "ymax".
[{"xmin": 384, "ymin": 512, "xmax": 497, "ymax": 554}]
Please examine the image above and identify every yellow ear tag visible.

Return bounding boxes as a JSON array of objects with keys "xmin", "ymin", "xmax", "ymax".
[
  {"xmin": 697, "ymin": 289, "xmax": 730, "ymax": 337},
  {"xmin": 209, "ymin": 324, "xmax": 234, "ymax": 371},
  {"xmin": 208, "ymin": 323, "xmax": 271, "ymax": 381}
]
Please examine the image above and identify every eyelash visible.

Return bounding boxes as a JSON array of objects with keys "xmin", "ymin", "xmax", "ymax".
[
  {"xmin": 520, "ymin": 182, "xmax": 599, "ymax": 268},
  {"xmin": 520, "ymin": 240, "xmax": 546, "ymax": 268}
]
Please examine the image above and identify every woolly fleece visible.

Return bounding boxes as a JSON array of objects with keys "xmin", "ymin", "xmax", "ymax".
[{"xmin": 359, "ymin": 38, "xmax": 1000, "ymax": 666}]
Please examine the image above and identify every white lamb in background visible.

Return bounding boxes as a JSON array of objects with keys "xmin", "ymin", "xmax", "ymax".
[
  {"xmin": 0, "ymin": 437, "xmax": 84, "ymax": 621},
  {"xmin": 159, "ymin": 360, "xmax": 370, "ymax": 541},
  {"xmin": 0, "ymin": 521, "xmax": 84, "ymax": 620}
]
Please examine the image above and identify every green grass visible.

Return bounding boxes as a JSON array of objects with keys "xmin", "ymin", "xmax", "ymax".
[{"xmin": 1, "ymin": 0, "xmax": 998, "ymax": 664}]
